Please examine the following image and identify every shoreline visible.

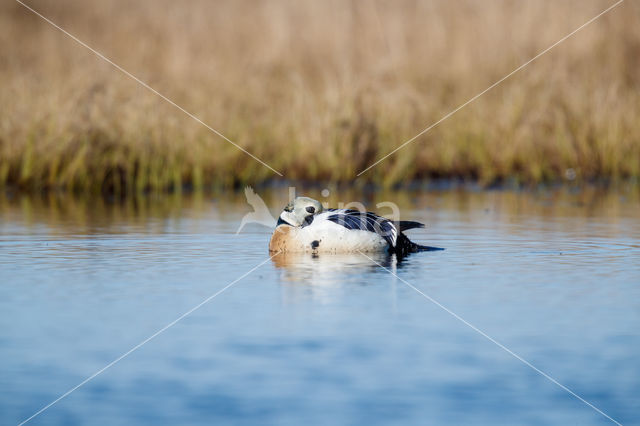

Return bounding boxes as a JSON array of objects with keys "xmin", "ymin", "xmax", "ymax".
[{"xmin": 2, "ymin": 178, "xmax": 638, "ymax": 199}]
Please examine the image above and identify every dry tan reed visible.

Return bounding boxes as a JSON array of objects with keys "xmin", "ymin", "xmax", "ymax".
[{"xmin": 1, "ymin": 0, "xmax": 639, "ymax": 192}]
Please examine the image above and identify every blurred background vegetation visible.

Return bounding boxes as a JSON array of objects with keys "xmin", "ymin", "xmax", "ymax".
[{"xmin": 1, "ymin": 0, "xmax": 639, "ymax": 193}]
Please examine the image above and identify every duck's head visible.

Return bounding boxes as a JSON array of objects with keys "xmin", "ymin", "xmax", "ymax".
[{"xmin": 277, "ymin": 196, "xmax": 323, "ymax": 227}]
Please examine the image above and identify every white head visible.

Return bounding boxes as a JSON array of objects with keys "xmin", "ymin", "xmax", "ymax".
[{"xmin": 278, "ymin": 196, "xmax": 323, "ymax": 227}]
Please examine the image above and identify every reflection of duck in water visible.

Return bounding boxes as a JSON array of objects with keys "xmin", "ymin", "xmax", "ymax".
[
  {"xmin": 272, "ymin": 251, "xmax": 396, "ymax": 270},
  {"xmin": 272, "ymin": 251, "xmax": 399, "ymax": 304},
  {"xmin": 269, "ymin": 196, "xmax": 443, "ymax": 257}
]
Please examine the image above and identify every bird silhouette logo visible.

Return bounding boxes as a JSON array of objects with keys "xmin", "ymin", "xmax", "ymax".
[{"xmin": 236, "ymin": 186, "xmax": 277, "ymax": 234}]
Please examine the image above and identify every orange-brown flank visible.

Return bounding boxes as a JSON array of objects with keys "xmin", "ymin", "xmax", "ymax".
[{"xmin": 269, "ymin": 226, "xmax": 293, "ymax": 252}]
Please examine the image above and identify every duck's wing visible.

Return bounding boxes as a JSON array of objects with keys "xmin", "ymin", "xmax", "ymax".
[{"xmin": 322, "ymin": 209, "xmax": 398, "ymax": 247}]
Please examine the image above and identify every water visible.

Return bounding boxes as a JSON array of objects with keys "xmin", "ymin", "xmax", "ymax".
[{"xmin": 1, "ymin": 187, "xmax": 639, "ymax": 425}]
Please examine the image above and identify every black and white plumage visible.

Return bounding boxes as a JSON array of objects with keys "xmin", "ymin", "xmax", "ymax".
[
  {"xmin": 324, "ymin": 209, "xmax": 398, "ymax": 247},
  {"xmin": 269, "ymin": 197, "xmax": 443, "ymax": 256}
]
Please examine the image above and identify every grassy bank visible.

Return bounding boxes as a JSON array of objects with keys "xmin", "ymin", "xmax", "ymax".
[{"xmin": 1, "ymin": 0, "xmax": 639, "ymax": 193}]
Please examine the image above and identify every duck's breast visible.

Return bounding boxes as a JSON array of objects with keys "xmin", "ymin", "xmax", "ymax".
[{"xmin": 269, "ymin": 225, "xmax": 297, "ymax": 252}]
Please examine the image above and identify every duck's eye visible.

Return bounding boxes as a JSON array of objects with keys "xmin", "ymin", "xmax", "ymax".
[{"xmin": 306, "ymin": 206, "xmax": 315, "ymax": 214}]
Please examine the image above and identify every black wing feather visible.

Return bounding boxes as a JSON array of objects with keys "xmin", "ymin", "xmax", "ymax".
[{"xmin": 326, "ymin": 209, "xmax": 397, "ymax": 247}]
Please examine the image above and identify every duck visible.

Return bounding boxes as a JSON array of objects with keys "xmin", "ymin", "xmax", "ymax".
[{"xmin": 268, "ymin": 196, "xmax": 443, "ymax": 256}]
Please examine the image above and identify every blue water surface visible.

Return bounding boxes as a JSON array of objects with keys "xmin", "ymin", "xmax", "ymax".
[{"xmin": 1, "ymin": 188, "xmax": 639, "ymax": 425}]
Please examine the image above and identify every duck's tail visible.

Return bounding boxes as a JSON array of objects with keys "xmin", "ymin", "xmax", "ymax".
[
  {"xmin": 414, "ymin": 243, "xmax": 445, "ymax": 252},
  {"xmin": 393, "ymin": 232, "xmax": 444, "ymax": 257},
  {"xmin": 396, "ymin": 220, "xmax": 425, "ymax": 231}
]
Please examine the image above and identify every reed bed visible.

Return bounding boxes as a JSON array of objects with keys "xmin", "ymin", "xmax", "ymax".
[{"xmin": 1, "ymin": 0, "xmax": 639, "ymax": 192}]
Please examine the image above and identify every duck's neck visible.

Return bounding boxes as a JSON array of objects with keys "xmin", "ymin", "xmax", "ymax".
[{"xmin": 277, "ymin": 216, "xmax": 293, "ymax": 227}]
